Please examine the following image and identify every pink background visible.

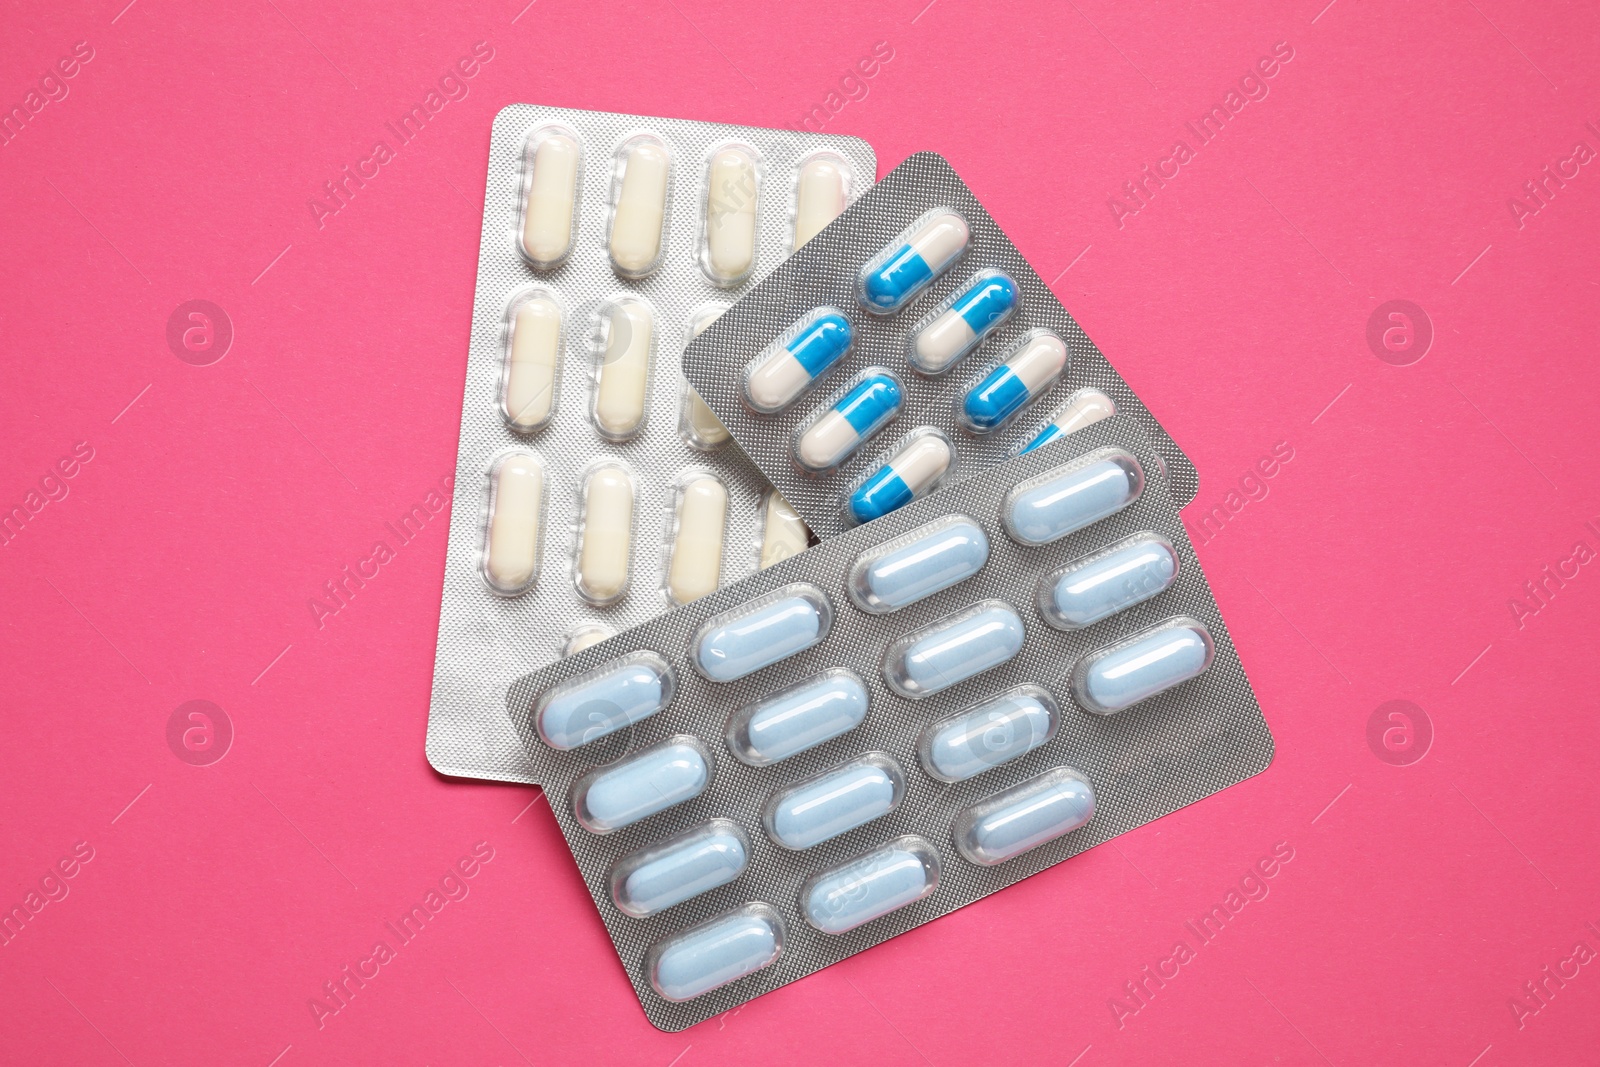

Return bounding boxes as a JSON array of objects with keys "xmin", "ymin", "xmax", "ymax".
[{"xmin": 3, "ymin": 0, "xmax": 1598, "ymax": 1062}]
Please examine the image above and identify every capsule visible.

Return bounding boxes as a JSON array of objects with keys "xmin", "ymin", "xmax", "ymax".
[
  {"xmin": 646, "ymin": 903, "xmax": 784, "ymax": 1002},
  {"xmin": 680, "ymin": 307, "xmax": 732, "ymax": 450},
  {"xmin": 725, "ymin": 670, "xmax": 869, "ymax": 766},
  {"xmin": 535, "ymin": 651, "xmax": 673, "ymax": 750},
  {"xmin": 763, "ymin": 753, "xmax": 903, "ymax": 850},
  {"xmin": 919, "ymin": 687, "xmax": 1059, "ymax": 783},
  {"xmin": 744, "ymin": 308, "xmax": 853, "ymax": 413},
  {"xmin": 610, "ymin": 820, "xmax": 750, "ymax": 918},
  {"xmin": 962, "ymin": 330, "xmax": 1068, "ymax": 433},
  {"xmin": 608, "ymin": 135, "xmax": 670, "ymax": 277},
  {"xmin": 592, "ymin": 300, "xmax": 653, "ymax": 440},
  {"xmin": 502, "ymin": 293, "xmax": 562, "ymax": 432},
  {"xmin": 793, "ymin": 153, "xmax": 849, "ymax": 247},
  {"xmin": 954, "ymin": 767, "xmax": 1096, "ymax": 866},
  {"xmin": 859, "ymin": 208, "xmax": 970, "ymax": 314},
  {"xmin": 1004, "ymin": 448, "xmax": 1144, "ymax": 546},
  {"xmin": 847, "ymin": 432, "xmax": 953, "ymax": 525},
  {"xmin": 848, "ymin": 515, "xmax": 988, "ymax": 613},
  {"xmin": 795, "ymin": 373, "xmax": 903, "ymax": 472},
  {"xmin": 560, "ymin": 624, "xmax": 612, "ymax": 656},
  {"xmin": 702, "ymin": 145, "xmax": 759, "ymax": 284},
  {"xmin": 692, "ymin": 584, "xmax": 831, "ymax": 682},
  {"xmin": 519, "ymin": 127, "xmax": 580, "ymax": 268},
  {"xmin": 909, "ymin": 271, "xmax": 1019, "ymax": 374},
  {"xmin": 1040, "ymin": 533, "xmax": 1179, "ymax": 630},
  {"xmin": 883, "ymin": 600, "xmax": 1025, "ymax": 699},
  {"xmin": 665, "ymin": 475, "xmax": 728, "ymax": 606},
  {"xmin": 801, "ymin": 837, "xmax": 940, "ymax": 934},
  {"xmin": 1071, "ymin": 617, "xmax": 1215, "ymax": 715},
  {"xmin": 573, "ymin": 736, "xmax": 711, "ymax": 834},
  {"xmin": 759, "ymin": 493, "xmax": 809, "ymax": 568},
  {"xmin": 575, "ymin": 463, "xmax": 634, "ymax": 604},
  {"xmin": 482, "ymin": 451, "xmax": 545, "ymax": 595},
  {"xmin": 1020, "ymin": 388, "xmax": 1116, "ymax": 454}
]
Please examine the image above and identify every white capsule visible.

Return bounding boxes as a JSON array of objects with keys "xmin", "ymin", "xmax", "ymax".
[
  {"xmin": 502, "ymin": 294, "xmax": 562, "ymax": 432},
  {"xmin": 576, "ymin": 463, "xmax": 633, "ymax": 604},
  {"xmin": 666, "ymin": 475, "xmax": 728, "ymax": 605},
  {"xmin": 680, "ymin": 307, "xmax": 732, "ymax": 450},
  {"xmin": 608, "ymin": 136, "xmax": 670, "ymax": 277},
  {"xmin": 760, "ymin": 493, "xmax": 808, "ymax": 568},
  {"xmin": 520, "ymin": 130, "xmax": 580, "ymax": 267},
  {"xmin": 483, "ymin": 452, "xmax": 544, "ymax": 594},
  {"xmin": 560, "ymin": 624, "xmax": 612, "ymax": 656},
  {"xmin": 793, "ymin": 153, "xmax": 849, "ymax": 247},
  {"xmin": 703, "ymin": 146, "xmax": 759, "ymax": 284},
  {"xmin": 593, "ymin": 300, "xmax": 653, "ymax": 440}
]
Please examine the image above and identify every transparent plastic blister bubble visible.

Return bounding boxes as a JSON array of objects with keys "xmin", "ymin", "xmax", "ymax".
[
  {"xmin": 683, "ymin": 152, "xmax": 1200, "ymax": 540},
  {"xmin": 503, "ymin": 416, "xmax": 1271, "ymax": 1031},
  {"xmin": 428, "ymin": 106, "xmax": 875, "ymax": 784}
]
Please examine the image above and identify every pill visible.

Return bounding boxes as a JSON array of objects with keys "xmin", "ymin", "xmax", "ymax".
[
  {"xmin": 795, "ymin": 373, "xmax": 903, "ymax": 472},
  {"xmin": 593, "ymin": 300, "xmax": 653, "ymax": 440},
  {"xmin": 535, "ymin": 651, "xmax": 673, "ymax": 750},
  {"xmin": 1071, "ymin": 617, "xmax": 1214, "ymax": 714},
  {"xmin": 847, "ymin": 432, "xmax": 953, "ymax": 525},
  {"xmin": 482, "ymin": 451, "xmax": 545, "ymax": 594},
  {"xmin": 910, "ymin": 271, "xmax": 1019, "ymax": 374},
  {"xmin": 703, "ymin": 145, "xmax": 759, "ymax": 284},
  {"xmin": 666, "ymin": 475, "xmax": 728, "ymax": 606},
  {"xmin": 744, "ymin": 308, "xmax": 853, "ymax": 413},
  {"xmin": 610, "ymin": 820, "xmax": 750, "ymax": 918},
  {"xmin": 954, "ymin": 767, "xmax": 1096, "ymax": 866},
  {"xmin": 859, "ymin": 209, "xmax": 970, "ymax": 314},
  {"xmin": 793, "ymin": 153, "xmax": 849, "ymax": 247},
  {"xmin": 1020, "ymin": 387, "xmax": 1116, "ymax": 454},
  {"xmin": 573, "ymin": 737, "xmax": 711, "ymax": 833},
  {"xmin": 962, "ymin": 331, "xmax": 1068, "ymax": 433},
  {"xmin": 608, "ymin": 136, "xmax": 670, "ymax": 277},
  {"xmin": 647, "ymin": 903, "xmax": 784, "ymax": 1002},
  {"xmin": 560, "ymin": 624, "xmax": 612, "ymax": 656},
  {"xmin": 681, "ymin": 383, "xmax": 731, "ymax": 449},
  {"xmin": 883, "ymin": 600, "xmax": 1025, "ymax": 699},
  {"xmin": 802, "ymin": 837, "xmax": 941, "ymax": 935},
  {"xmin": 725, "ymin": 670, "xmax": 869, "ymax": 766},
  {"xmin": 692, "ymin": 585, "xmax": 831, "ymax": 682},
  {"xmin": 759, "ymin": 493, "xmax": 809, "ymax": 568},
  {"xmin": 919, "ymin": 687, "xmax": 1058, "ymax": 783},
  {"xmin": 503, "ymin": 294, "xmax": 563, "ymax": 431},
  {"xmin": 576, "ymin": 463, "xmax": 634, "ymax": 604},
  {"xmin": 520, "ymin": 129, "xmax": 580, "ymax": 267},
  {"xmin": 848, "ymin": 515, "xmax": 989, "ymax": 613},
  {"xmin": 1040, "ymin": 533, "xmax": 1179, "ymax": 630},
  {"xmin": 764, "ymin": 754, "xmax": 904, "ymax": 850},
  {"xmin": 1004, "ymin": 448, "xmax": 1144, "ymax": 546}
]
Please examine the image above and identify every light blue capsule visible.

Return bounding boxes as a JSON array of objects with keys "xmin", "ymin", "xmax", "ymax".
[
  {"xmin": 610, "ymin": 820, "xmax": 750, "ymax": 918},
  {"xmin": 647, "ymin": 903, "xmax": 784, "ymax": 1002},
  {"xmin": 573, "ymin": 738, "xmax": 711, "ymax": 833},
  {"xmin": 726, "ymin": 670, "xmax": 869, "ymax": 766},
  {"xmin": 883, "ymin": 601, "xmax": 1025, "ymax": 699},
  {"xmin": 1071, "ymin": 617, "xmax": 1214, "ymax": 715},
  {"xmin": 693, "ymin": 585, "xmax": 831, "ymax": 682},
  {"xmin": 919, "ymin": 688, "xmax": 1059, "ymax": 783},
  {"xmin": 858, "ymin": 209, "xmax": 970, "ymax": 314},
  {"xmin": 764, "ymin": 754, "xmax": 903, "ymax": 850},
  {"xmin": 1040, "ymin": 533, "xmax": 1180, "ymax": 630},
  {"xmin": 849, "ymin": 516, "xmax": 989, "ymax": 613},
  {"xmin": 1004, "ymin": 448, "xmax": 1144, "ymax": 546},
  {"xmin": 954, "ymin": 767, "xmax": 1096, "ymax": 866},
  {"xmin": 536, "ymin": 652, "xmax": 674, "ymax": 750},
  {"xmin": 802, "ymin": 837, "xmax": 941, "ymax": 934}
]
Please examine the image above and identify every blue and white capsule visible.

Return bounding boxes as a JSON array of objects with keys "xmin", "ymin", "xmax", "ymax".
[
  {"xmin": 858, "ymin": 208, "xmax": 970, "ymax": 314},
  {"xmin": 961, "ymin": 330, "xmax": 1069, "ymax": 433},
  {"xmin": 846, "ymin": 431, "xmax": 954, "ymax": 526},
  {"xmin": 1020, "ymin": 387, "xmax": 1116, "ymax": 454},
  {"xmin": 795, "ymin": 372, "xmax": 903, "ymax": 472},
  {"xmin": 743, "ymin": 307, "xmax": 853, "ymax": 412},
  {"xmin": 909, "ymin": 270, "xmax": 1019, "ymax": 374}
]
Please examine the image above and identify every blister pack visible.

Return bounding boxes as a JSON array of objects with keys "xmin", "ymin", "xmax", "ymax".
[
  {"xmin": 503, "ymin": 416, "xmax": 1271, "ymax": 1030},
  {"xmin": 427, "ymin": 106, "xmax": 876, "ymax": 783},
  {"xmin": 683, "ymin": 152, "xmax": 1199, "ymax": 540}
]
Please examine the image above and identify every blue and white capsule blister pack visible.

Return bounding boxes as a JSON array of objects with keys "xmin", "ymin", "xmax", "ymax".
[
  {"xmin": 426, "ymin": 106, "xmax": 876, "ymax": 784},
  {"xmin": 683, "ymin": 152, "xmax": 1201, "ymax": 539},
  {"xmin": 504, "ymin": 416, "xmax": 1271, "ymax": 1030}
]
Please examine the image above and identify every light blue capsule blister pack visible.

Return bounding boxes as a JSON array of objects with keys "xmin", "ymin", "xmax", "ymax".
[
  {"xmin": 503, "ymin": 416, "xmax": 1271, "ymax": 1030},
  {"xmin": 683, "ymin": 152, "xmax": 1201, "ymax": 539}
]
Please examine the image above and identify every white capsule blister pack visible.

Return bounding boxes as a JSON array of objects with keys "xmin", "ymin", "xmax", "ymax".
[
  {"xmin": 683, "ymin": 152, "xmax": 1200, "ymax": 539},
  {"xmin": 504, "ymin": 416, "xmax": 1272, "ymax": 1030},
  {"xmin": 428, "ymin": 105, "xmax": 877, "ymax": 783}
]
